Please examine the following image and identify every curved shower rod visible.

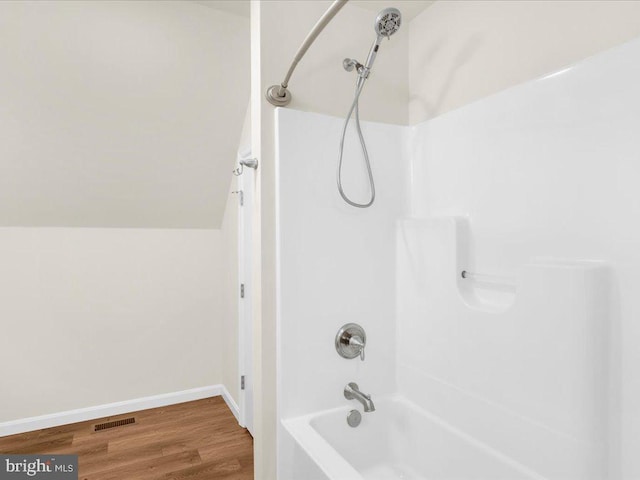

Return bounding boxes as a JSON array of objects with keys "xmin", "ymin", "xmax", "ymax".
[{"xmin": 265, "ymin": 0, "xmax": 349, "ymax": 107}]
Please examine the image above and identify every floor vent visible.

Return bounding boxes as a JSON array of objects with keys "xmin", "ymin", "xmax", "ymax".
[{"xmin": 94, "ymin": 417, "xmax": 136, "ymax": 432}]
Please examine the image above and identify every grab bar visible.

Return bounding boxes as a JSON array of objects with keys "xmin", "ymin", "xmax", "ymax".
[{"xmin": 265, "ymin": 0, "xmax": 349, "ymax": 106}]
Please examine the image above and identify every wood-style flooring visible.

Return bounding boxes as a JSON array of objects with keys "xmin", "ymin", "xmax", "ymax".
[{"xmin": 0, "ymin": 397, "xmax": 253, "ymax": 480}]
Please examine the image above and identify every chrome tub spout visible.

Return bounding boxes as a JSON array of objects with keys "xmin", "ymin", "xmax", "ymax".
[{"xmin": 344, "ymin": 382, "xmax": 375, "ymax": 412}]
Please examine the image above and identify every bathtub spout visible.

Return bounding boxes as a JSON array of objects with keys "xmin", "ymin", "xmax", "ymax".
[{"xmin": 344, "ymin": 382, "xmax": 375, "ymax": 412}]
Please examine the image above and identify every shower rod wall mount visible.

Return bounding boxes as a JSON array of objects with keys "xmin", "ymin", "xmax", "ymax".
[
  {"xmin": 265, "ymin": 0, "xmax": 349, "ymax": 107},
  {"xmin": 266, "ymin": 85, "xmax": 292, "ymax": 107}
]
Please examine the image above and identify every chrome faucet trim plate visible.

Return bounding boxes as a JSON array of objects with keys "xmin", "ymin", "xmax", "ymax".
[{"xmin": 335, "ymin": 323, "xmax": 366, "ymax": 361}]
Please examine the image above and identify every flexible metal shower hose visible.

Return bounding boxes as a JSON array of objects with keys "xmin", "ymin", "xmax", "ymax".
[{"xmin": 337, "ymin": 78, "xmax": 375, "ymax": 208}]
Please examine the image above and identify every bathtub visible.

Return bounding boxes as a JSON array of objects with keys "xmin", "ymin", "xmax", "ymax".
[{"xmin": 282, "ymin": 395, "xmax": 546, "ymax": 480}]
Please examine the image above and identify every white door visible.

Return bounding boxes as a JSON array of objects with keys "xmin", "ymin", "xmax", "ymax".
[{"xmin": 237, "ymin": 166, "xmax": 254, "ymax": 435}]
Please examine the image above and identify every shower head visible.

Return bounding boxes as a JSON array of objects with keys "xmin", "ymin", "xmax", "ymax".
[
  {"xmin": 338, "ymin": 7, "xmax": 402, "ymax": 209},
  {"xmin": 361, "ymin": 8, "xmax": 402, "ymax": 74},
  {"xmin": 374, "ymin": 7, "xmax": 402, "ymax": 39}
]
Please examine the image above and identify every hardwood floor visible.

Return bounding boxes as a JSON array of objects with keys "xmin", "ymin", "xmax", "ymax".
[{"xmin": 0, "ymin": 397, "xmax": 253, "ymax": 480}]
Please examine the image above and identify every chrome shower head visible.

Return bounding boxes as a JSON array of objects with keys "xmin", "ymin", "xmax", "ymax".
[
  {"xmin": 359, "ymin": 7, "xmax": 402, "ymax": 74},
  {"xmin": 374, "ymin": 7, "xmax": 402, "ymax": 39}
]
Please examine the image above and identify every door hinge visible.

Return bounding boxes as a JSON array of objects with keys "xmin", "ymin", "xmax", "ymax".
[
  {"xmin": 240, "ymin": 283, "xmax": 245, "ymax": 298},
  {"xmin": 231, "ymin": 190, "xmax": 244, "ymax": 206},
  {"xmin": 241, "ymin": 375, "xmax": 245, "ymax": 390}
]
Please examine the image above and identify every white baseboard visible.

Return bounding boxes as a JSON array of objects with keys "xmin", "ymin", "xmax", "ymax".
[
  {"xmin": 0, "ymin": 385, "xmax": 232, "ymax": 437},
  {"xmin": 220, "ymin": 384, "xmax": 240, "ymax": 423}
]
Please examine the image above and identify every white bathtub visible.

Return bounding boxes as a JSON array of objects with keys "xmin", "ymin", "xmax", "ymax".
[{"xmin": 282, "ymin": 395, "xmax": 546, "ymax": 480}]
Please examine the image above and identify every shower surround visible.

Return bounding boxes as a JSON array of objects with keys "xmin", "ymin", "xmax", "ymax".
[{"xmin": 274, "ymin": 34, "xmax": 640, "ymax": 480}]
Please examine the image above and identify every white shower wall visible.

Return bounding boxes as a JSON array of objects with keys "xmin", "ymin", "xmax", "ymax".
[
  {"xmin": 275, "ymin": 109, "xmax": 409, "ymax": 476},
  {"xmin": 276, "ymin": 35, "xmax": 640, "ymax": 479},
  {"xmin": 275, "ymin": 109, "xmax": 408, "ymax": 418},
  {"xmin": 409, "ymin": 35, "xmax": 640, "ymax": 479}
]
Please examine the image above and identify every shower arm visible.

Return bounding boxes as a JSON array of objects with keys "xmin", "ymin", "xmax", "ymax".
[{"xmin": 265, "ymin": 0, "xmax": 349, "ymax": 107}]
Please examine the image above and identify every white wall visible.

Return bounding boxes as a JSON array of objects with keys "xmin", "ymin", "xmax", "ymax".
[
  {"xmin": 409, "ymin": 0, "xmax": 640, "ymax": 123},
  {"xmin": 0, "ymin": 0, "xmax": 248, "ymax": 228},
  {"xmin": 407, "ymin": 35, "xmax": 640, "ymax": 479},
  {"xmin": 260, "ymin": 1, "xmax": 410, "ymax": 125},
  {"xmin": 275, "ymin": 108, "xmax": 408, "ymax": 478},
  {"xmin": 0, "ymin": 0, "xmax": 246, "ymax": 425},
  {"xmin": 0, "ymin": 227, "xmax": 221, "ymax": 423},
  {"xmin": 274, "ymin": 15, "xmax": 640, "ymax": 479},
  {"xmin": 252, "ymin": 2, "xmax": 410, "ymax": 476},
  {"xmin": 261, "ymin": 1, "xmax": 640, "ymax": 478}
]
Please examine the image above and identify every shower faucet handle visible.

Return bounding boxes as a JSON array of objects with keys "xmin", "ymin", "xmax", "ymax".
[
  {"xmin": 349, "ymin": 335, "xmax": 365, "ymax": 361},
  {"xmin": 335, "ymin": 323, "xmax": 367, "ymax": 361}
]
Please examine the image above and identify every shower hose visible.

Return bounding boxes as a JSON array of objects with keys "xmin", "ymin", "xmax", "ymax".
[{"xmin": 337, "ymin": 77, "xmax": 375, "ymax": 208}]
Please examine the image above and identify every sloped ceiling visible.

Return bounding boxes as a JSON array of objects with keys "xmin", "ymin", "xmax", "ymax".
[
  {"xmin": 194, "ymin": 0, "xmax": 250, "ymax": 18},
  {"xmin": 0, "ymin": 1, "xmax": 249, "ymax": 228},
  {"xmin": 195, "ymin": 1, "xmax": 434, "ymax": 21},
  {"xmin": 352, "ymin": 0, "xmax": 435, "ymax": 20}
]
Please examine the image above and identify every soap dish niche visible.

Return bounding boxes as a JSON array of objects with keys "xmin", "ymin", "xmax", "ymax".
[{"xmin": 458, "ymin": 269, "xmax": 517, "ymax": 312}]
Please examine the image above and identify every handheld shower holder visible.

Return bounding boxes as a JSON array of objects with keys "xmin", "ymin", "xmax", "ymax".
[
  {"xmin": 343, "ymin": 58, "xmax": 369, "ymax": 80},
  {"xmin": 337, "ymin": 7, "xmax": 401, "ymax": 209}
]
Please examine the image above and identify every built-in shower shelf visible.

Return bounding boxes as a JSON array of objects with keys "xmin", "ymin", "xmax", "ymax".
[
  {"xmin": 397, "ymin": 217, "xmax": 608, "ymax": 314},
  {"xmin": 459, "ymin": 269, "xmax": 517, "ymax": 312}
]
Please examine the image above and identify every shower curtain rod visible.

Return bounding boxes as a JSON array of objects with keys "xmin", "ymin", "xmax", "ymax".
[{"xmin": 265, "ymin": 0, "xmax": 349, "ymax": 107}]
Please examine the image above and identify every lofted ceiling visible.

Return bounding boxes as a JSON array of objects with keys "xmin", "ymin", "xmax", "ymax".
[
  {"xmin": 352, "ymin": 0, "xmax": 435, "ymax": 20},
  {"xmin": 196, "ymin": 0, "xmax": 434, "ymax": 21},
  {"xmin": 0, "ymin": 0, "xmax": 433, "ymax": 229},
  {"xmin": 194, "ymin": 0, "xmax": 250, "ymax": 18},
  {"xmin": 0, "ymin": 1, "xmax": 249, "ymax": 228}
]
